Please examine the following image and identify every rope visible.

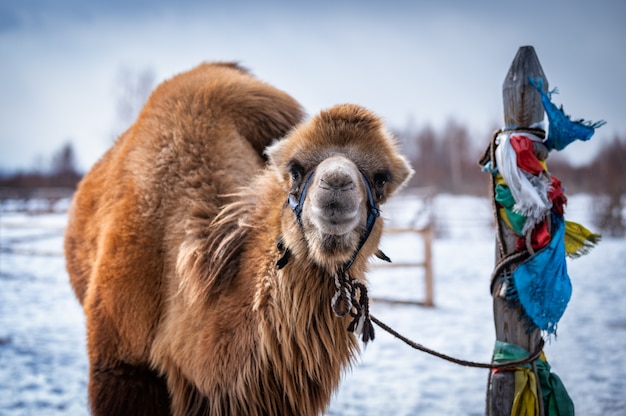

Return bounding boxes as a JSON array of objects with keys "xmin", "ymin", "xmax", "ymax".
[
  {"xmin": 481, "ymin": 128, "xmax": 548, "ymax": 414},
  {"xmin": 489, "ymin": 250, "xmax": 530, "ymax": 295},
  {"xmin": 332, "ymin": 269, "xmax": 376, "ymax": 343},
  {"xmin": 348, "ymin": 128, "xmax": 546, "ymax": 368},
  {"xmin": 283, "ymin": 135, "xmax": 548, "ymax": 370},
  {"xmin": 370, "ymin": 314, "xmax": 545, "ymax": 370}
]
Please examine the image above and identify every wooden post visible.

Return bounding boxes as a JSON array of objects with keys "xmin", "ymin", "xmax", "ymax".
[
  {"xmin": 487, "ymin": 46, "xmax": 547, "ymax": 415},
  {"xmin": 422, "ymin": 223, "xmax": 434, "ymax": 307},
  {"xmin": 422, "ymin": 192, "xmax": 435, "ymax": 307}
]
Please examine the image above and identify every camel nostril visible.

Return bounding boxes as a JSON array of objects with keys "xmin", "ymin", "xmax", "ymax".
[{"xmin": 319, "ymin": 177, "xmax": 354, "ymax": 192}]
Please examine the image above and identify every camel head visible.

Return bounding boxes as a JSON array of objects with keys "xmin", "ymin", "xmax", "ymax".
[{"xmin": 266, "ymin": 104, "xmax": 413, "ymax": 272}]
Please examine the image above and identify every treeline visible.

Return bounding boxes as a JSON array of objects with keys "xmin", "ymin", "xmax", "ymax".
[
  {"xmin": 2, "ymin": 124, "xmax": 625, "ymax": 197},
  {"xmin": 1, "ymin": 123, "xmax": 624, "ymax": 234},
  {"xmin": 0, "ymin": 142, "xmax": 81, "ymax": 190},
  {"xmin": 396, "ymin": 121, "xmax": 488, "ymax": 195},
  {"xmin": 395, "ymin": 121, "xmax": 626, "ymax": 198},
  {"xmin": 395, "ymin": 121, "xmax": 626, "ymax": 236}
]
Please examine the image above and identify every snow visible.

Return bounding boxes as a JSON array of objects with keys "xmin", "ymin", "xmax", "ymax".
[
  {"xmin": 1, "ymin": 194, "xmax": 625, "ymax": 415},
  {"xmin": 0, "ymin": 210, "xmax": 87, "ymax": 414}
]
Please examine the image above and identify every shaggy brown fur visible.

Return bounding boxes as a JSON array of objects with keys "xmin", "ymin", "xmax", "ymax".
[{"xmin": 65, "ymin": 62, "xmax": 412, "ymax": 415}]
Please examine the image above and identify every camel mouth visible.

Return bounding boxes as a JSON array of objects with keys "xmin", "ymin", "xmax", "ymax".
[
  {"xmin": 310, "ymin": 189, "xmax": 363, "ymax": 235},
  {"xmin": 311, "ymin": 206, "xmax": 359, "ymax": 234}
]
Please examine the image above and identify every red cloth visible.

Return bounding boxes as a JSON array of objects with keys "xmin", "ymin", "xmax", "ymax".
[
  {"xmin": 508, "ymin": 135, "xmax": 569, "ymax": 252},
  {"xmin": 510, "ymin": 135, "xmax": 545, "ymax": 175},
  {"xmin": 549, "ymin": 176, "xmax": 567, "ymax": 216},
  {"xmin": 516, "ymin": 219, "xmax": 551, "ymax": 252}
]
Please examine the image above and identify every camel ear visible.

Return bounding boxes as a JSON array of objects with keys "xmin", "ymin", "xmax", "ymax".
[
  {"xmin": 388, "ymin": 154, "xmax": 414, "ymax": 196},
  {"xmin": 265, "ymin": 139, "xmax": 288, "ymax": 179}
]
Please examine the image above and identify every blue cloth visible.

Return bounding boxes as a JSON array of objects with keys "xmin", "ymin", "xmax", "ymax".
[
  {"xmin": 529, "ymin": 77, "xmax": 605, "ymax": 151},
  {"xmin": 512, "ymin": 214, "xmax": 571, "ymax": 334}
]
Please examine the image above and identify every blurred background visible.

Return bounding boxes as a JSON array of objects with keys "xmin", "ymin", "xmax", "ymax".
[
  {"xmin": 2, "ymin": 0, "xmax": 624, "ymax": 235},
  {"xmin": 1, "ymin": 2, "xmax": 626, "ymax": 414}
]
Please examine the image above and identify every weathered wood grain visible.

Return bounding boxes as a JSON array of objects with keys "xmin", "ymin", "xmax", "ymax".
[{"xmin": 489, "ymin": 45, "xmax": 546, "ymax": 416}]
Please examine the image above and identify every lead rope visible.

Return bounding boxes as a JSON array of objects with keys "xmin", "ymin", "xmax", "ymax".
[
  {"xmin": 281, "ymin": 162, "xmax": 543, "ymax": 369},
  {"xmin": 371, "ymin": 314, "xmax": 545, "ymax": 369},
  {"xmin": 331, "ymin": 269, "xmax": 376, "ymax": 343}
]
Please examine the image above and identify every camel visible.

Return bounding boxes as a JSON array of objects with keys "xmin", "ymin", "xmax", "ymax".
[{"xmin": 65, "ymin": 62, "xmax": 413, "ymax": 415}]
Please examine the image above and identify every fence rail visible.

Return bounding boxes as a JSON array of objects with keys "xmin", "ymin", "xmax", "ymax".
[
  {"xmin": 371, "ymin": 189, "xmax": 436, "ymax": 307},
  {"xmin": 0, "ymin": 187, "xmax": 74, "ymax": 214}
]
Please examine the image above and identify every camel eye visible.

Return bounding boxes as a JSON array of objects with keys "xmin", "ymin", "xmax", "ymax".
[
  {"xmin": 288, "ymin": 161, "xmax": 304, "ymax": 183},
  {"xmin": 373, "ymin": 171, "xmax": 392, "ymax": 188},
  {"xmin": 372, "ymin": 171, "xmax": 392, "ymax": 200}
]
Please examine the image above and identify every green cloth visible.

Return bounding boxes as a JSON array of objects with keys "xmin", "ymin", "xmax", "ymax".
[
  {"xmin": 493, "ymin": 340, "xmax": 533, "ymax": 369},
  {"xmin": 494, "ymin": 341, "xmax": 539, "ymax": 416},
  {"xmin": 493, "ymin": 341, "xmax": 575, "ymax": 416},
  {"xmin": 535, "ymin": 358, "xmax": 575, "ymax": 416},
  {"xmin": 495, "ymin": 184, "xmax": 527, "ymax": 236}
]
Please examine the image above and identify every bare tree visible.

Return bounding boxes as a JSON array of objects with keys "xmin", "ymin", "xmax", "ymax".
[
  {"xmin": 112, "ymin": 66, "xmax": 156, "ymax": 138},
  {"xmin": 441, "ymin": 120, "xmax": 469, "ymax": 193},
  {"xmin": 49, "ymin": 141, "xmax": 81, "ymax": 187},
  {"xmin": 593, "ymin": 136, "xmax": 626, "ymax": 236},
  {"xmin": 50, "ymin": 141, "xmax": 78, "ymax": 176}
]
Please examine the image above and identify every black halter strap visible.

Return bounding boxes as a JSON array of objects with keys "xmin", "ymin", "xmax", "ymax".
[
  {"xmin": 288, "ymin": 170, "xmax": 315, "ymax": 227},
  {"xmin": 282, "ymin": 167, "xmax": 381, "ymax": 344},
  {"xmin": 343, "ymin": 170, "xmax": 380, "ymax": 272},
  {"xmin": 287, "ymin": 169, "xmax": 380, "ymax": 272}
]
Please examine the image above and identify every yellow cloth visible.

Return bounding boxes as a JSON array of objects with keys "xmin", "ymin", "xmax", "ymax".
[
  {"xmin": 499, "ymin": 207, "xmax": 514, "ymax": 230},
  {"xmin": 512, "ymin": 368, "xmax": 540, "ymax": 416},
  {"xmin": 564, "ymin": 220, "xmax": 601, "ymax": 258}
]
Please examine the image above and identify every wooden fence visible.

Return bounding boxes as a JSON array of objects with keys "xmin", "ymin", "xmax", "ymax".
[
  {"xmin": 0, "ymin": 187, "xmax": 74, "ymax": 214},
  {"xmin": 372, "ymin": 189, "xmax": 435, "ymax": 307}
]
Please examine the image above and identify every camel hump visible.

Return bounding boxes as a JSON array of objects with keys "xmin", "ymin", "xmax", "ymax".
[
  {"xmin": 64, "ymin": 63, "xmax": 304, "ymax": 305},
  {"xmin": 143, "ymin": 62, "xmax": 305, "ymax": 158}
]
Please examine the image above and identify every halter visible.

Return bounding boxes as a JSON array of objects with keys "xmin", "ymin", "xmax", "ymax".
[
  {"xmin": 287, "ymin": 169, "xmax": 380, "ymax": 273},
  {"xmin": 280, "ymin": 166, "xmax": 381, "ymax": 343}
]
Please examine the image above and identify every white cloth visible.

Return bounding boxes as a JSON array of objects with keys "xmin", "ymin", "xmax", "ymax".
[{"xmin": 495, "ymin": 132, "xmax": 552, "ymax": 234}]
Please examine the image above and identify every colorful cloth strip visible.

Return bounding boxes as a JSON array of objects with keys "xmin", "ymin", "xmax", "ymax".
[{"xmin": 493, "ymin": 341, "xmax": 574, "ymax": 416}]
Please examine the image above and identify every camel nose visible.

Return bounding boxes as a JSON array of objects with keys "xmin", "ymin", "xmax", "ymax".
[
  {"xmin": 319, "ymin": 175, "xmax": 354, "ymax": 192},
  {"xmin": 316, "ymin": 157, "xmax": 358, "ymax": 192}
]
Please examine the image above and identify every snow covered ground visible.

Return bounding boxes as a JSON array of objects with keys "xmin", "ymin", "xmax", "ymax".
[{"xmin": 0, "ymin": 194, "xmax": 624, "ymax": 415}]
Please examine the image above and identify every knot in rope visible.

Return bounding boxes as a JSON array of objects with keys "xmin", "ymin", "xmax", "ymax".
[
  {"xmin": 331, "ymin": 269, "xmax": 375, "ymax": 344},
  {"xmin": 281, "ymin": 164, "xmax": 381, "ymax": 344}
]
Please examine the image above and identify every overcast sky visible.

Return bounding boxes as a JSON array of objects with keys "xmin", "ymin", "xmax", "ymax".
[{"xmin": 1, "ymin": 0, "xmax": 624, "ymax": 172}]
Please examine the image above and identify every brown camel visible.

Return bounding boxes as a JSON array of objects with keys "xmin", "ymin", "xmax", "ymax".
[{"xmin": 65, "ymin": 62, "xmax": 413, "ymax": 415}]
